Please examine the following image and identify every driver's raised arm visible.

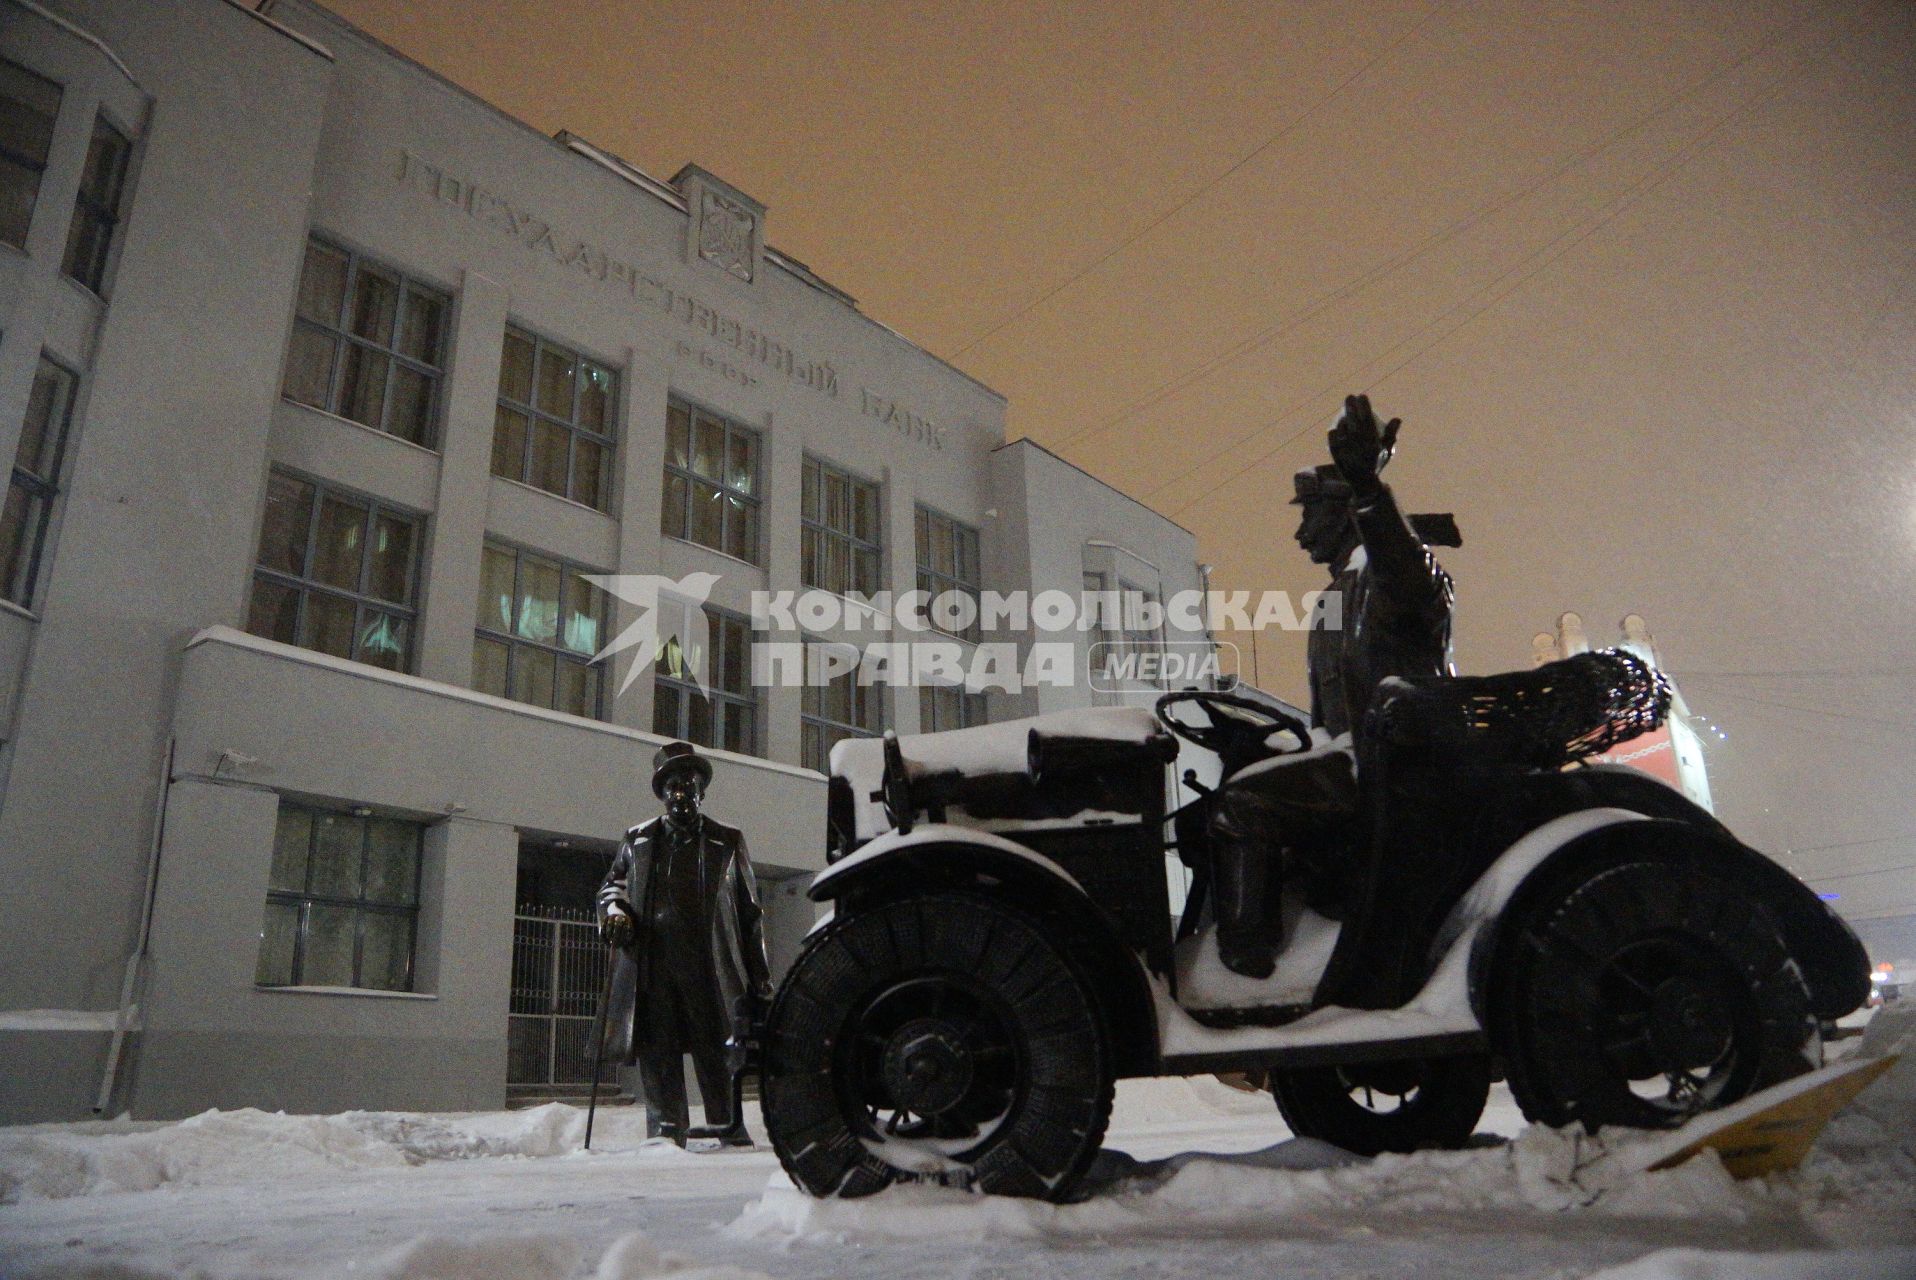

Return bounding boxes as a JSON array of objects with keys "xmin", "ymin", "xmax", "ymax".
[
  {"xmin": 1352, "ymin": 485, "xmax": 1453, "ymax": 627},
  {"xmin": 1330, "ymin": 394, "xmax": 1451, "ymax": 628}
]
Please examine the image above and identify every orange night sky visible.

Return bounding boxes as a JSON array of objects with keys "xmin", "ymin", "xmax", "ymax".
[{"xmin": 323, "ymin": 0, "xmax": 1916, "ymax": 917}]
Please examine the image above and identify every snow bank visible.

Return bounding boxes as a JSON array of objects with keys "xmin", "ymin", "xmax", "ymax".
[
  {"xmin": 7, "ymin": 1230, "xmax": 769, "ymax": 1280},
  {"xmin": 0, "ymin": 1101, "xmax": 682, "ymax": 1203},
  {"xmin": 1843, "ymin": 1001, "xmax": 1916, "ymax": 1149},
  {"xmin": 351, "ymin": 1230, "xmax": 770, "ymax": 1280},
  {"xmin": 728, "ymin": 1123, "xmax": 1781, "ymax": 1247},
  {"xmin": 1580, "ymin": 1246, "xmax": 1916, "ymax": 1280},
  {"xmin": 338, "ymin": 1101, "xmax": 637, "ymax": 1161},
  {"xmin": 1791, "ymin": 1003, "xmax": 1916, "ymax": 1217},
  {"xmin": 730, "ymin": 1030, "xmax": 1916, "ymax": 1258},
  {"xmin": 0, "ymin": 1107, "xmax": 409, "ymax": 1201}
]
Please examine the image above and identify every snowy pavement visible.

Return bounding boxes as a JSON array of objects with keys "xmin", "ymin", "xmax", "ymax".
[{"xmin": 3, "ymin": 1020, "xmax": 1914, "ymax": 1280}]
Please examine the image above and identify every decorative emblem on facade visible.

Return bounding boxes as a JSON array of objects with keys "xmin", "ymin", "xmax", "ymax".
[{"xmin": 697, "ymin": 189, "xmax": 757, "ymax": 283}]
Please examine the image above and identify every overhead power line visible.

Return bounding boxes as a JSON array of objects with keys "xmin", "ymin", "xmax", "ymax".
[
  {"xmin": 1042, "ymin": 0, "xmax": 1847, "ymax": 490},
  {"xmin": 1690, "ymin": 687, "xmax": 1916, "ymax": 733},
  {"xmin": 1155, "ymin": 2, "xmax": 1863, "ymax": 517},
  {"xmin": 1791, "ymin": 833, "xmax": 1916, "ymax": 856},
  {"xmin": 949, "ymin": 2, "xmax": 1451, "ymax": 361},
  {"xmin": 1042, "ymin": 1, "xmax": 1829, "ymax": 461},
  {"xmin": 1675, "ymin": 670, "xmax": 1916, "ymax": 680},
  {"xmin": 1805, "ymin": 860, "xmax": 1916, "ymax": 885}
]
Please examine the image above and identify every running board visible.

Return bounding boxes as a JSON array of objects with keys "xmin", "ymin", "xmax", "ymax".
[{"xmin": 1157, "ymin": 1029, "xmax": 1487, "ymax": 1076}]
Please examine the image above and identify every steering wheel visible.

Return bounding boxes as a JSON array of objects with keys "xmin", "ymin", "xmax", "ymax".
[{"xmin": 1154, "ymin": 690, "xmax": 1313, "ymax": 758}]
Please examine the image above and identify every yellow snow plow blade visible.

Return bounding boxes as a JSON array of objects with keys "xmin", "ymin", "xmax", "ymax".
[{"xmin": 1645, "ymin": 1054, "xmax": 1901, "ymax": 1179}]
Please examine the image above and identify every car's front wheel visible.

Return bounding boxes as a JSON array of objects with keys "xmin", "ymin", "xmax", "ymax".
[
  {"xmin": 1491, "ymin": 857, "xmax": 1819, "ymax": 1130},
  {"xmin": 761, "ymin": 893, "xmax": 1112, "ymax": 1200}
]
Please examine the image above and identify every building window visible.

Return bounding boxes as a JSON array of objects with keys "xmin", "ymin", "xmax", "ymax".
[
  {"xmin": 1115, "ymin": 579, "xmax": 1164, "ymax": 687},
  {"xmin": 491, "ymin": 326, "xmax": 617, "ymax": 511},
  {"xmin": 0, "ymin": 59, "xmax": 61, "ymax": 250},
  {"xmin": 802, "ymin": 456, "xmax": 880, "ymax": 597},
  {"xmin": 919, "ymin": 684, "xmax": 987, "ymax": 734},
  {"xmin": 915, "ymin": 506, "xmax": 981, "ymax": 641},
  {"xmin": 654, "ymin": 605, "xmax": 760, "ymax": 754},
  {"xmin": 256, "ymin": 803, "xmax": 423, "ymax": 991},
  {"xmin": 1, "ymin": 357, "xmax": 77, "ymax": 607},
  {"xmin": 474, "ymin": 540, "xmax": 606, "ymax": 718},
  {"xmin": 61, "ymin": 115, "xmax": 131, "ymax": 293},
  {"xmin": 246, "ymin": 471, "xmax": 421, "ymax": 671},
  {"xmin": 801, "ymin": 639, "xmax": 882, "ymax": 772},
  {"xmin": 1083, "ymin": 570, "xmax": 1116, "ymax": 651},
  {"xmin": 662, "ymin": 399, "xmax": 759, "ymax": 562},
  {"xmin": 281, "ymin": 236, "xmax": 449, "ymax": 447}
]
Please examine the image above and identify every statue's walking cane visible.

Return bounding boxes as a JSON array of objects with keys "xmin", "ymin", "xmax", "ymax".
[{"xmin": 584, "ymin": 939, "xmax": 618, "ymax": 1151}]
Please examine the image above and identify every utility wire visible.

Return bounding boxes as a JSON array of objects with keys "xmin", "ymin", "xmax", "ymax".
[
  {"xmin": 1681, "ymin": 693, "xmax": 1904, "ymax": 749},
  {"xmin": 1675, "ymin": 669, "xmax": 1916, "ymax": 680},
  {"xmin": 1043, "ymin": 2, "xmax": 1827, "ymax": 459},
  {"xmin": 1691, "ymin": 687, "xmax": 1916, "ymax": 733},
  {"xmin": 1805, "ymin": 860, "xmax": 1916, "ymax": 884},
  {"xmin": 1042, "ymin": 0, "xmax": 1816, "ymax": 459},
  {"xmin": 1792, "ymin": 833, "xmax": 1916, "ymax": 855},
  {"xmin": 948, "ymin": 2, "xmax": 1451, "ymax": 360},
  {"xmin": 1158, "ymin": 3, "xmax": 1860, "ymax": 517}
]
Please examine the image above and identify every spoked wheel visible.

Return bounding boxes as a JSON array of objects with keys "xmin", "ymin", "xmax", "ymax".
[
  {"xmin": 762, "ymin": 894, "xmax": 1111, "ymax": 1200},
  {"xmin": 1493, "ymin": 859, "xmax": 1819, "ymax": 1131},
  {"xmin": 1270, "ymin": 1054, "xmax": 1491, "ymax": 1156}
]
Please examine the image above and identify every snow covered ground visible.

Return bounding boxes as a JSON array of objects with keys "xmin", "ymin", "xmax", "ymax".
[{"xmin": 2, "ymin": 1010, "xmax": 1912, "ymax": 1280}]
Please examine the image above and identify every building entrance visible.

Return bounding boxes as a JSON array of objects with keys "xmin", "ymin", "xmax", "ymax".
[{"xmin": 507, "ymin": 840, "xmax": 613, "ymax": 1095}]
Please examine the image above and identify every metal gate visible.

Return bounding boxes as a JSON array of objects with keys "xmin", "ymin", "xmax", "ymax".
[{"xmin": 507, "ymin": 904, "xmax": 608, "ymax": 1090}]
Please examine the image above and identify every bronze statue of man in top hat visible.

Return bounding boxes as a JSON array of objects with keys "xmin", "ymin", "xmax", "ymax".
[{"xmin": 597, "ymin": 741, "xmax": 771, "ymax": 1146}]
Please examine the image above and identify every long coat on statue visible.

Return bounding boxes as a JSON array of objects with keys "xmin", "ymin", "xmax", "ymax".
[{"xmin": 596, "ymin": 814, "xmax": 772, "ymax": 1065}]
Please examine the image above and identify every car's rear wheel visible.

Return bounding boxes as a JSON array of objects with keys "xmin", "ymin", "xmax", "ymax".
[
  {"xmin": 1270, "ymin": 1053, "xmax": 1491, "ymax": 1155},
  {"xmin": 1492, "ymin": 858, "xmax": 1819, "ymax": 1130},
  {"xmin": 762, "ymin": 893, "xmax": 1112, "ymax": 1200}
]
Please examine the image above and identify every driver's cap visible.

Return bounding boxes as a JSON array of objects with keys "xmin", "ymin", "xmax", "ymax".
[{"xmin": 1292, "ymin": 464, "xmax": 1350, "ymax": 505}]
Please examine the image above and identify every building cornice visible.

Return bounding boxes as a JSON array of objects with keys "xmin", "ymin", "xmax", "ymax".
[{"xmin": 181, "ymin": 626, "xmax": 826, "ymax": 784}]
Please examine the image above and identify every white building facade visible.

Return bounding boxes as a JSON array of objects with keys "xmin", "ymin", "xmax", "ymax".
[{"xmin": 0, "ymin": 0, "xmax": 1208, "ymax": 1121}]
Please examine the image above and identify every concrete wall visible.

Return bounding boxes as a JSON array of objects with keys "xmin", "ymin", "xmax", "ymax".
[
  {"xmin": 0, "ymin": 0, "xmax": 334, "ymax": 1016},
  {"xmin": 116, "ymin": 628, "xmax": 827, "ymax": 1117},
  {"xmin": 169, "ymin": 628, "xmax": 827, "ymax": 874},
  {"xmin": 129, "ymin": 780, "xmax": 519, "ymax": 1116},
  {"xmin": 991, "ymin": 439, "xmax": 1209, "ymax": 716},
  {"xmin": 0, "ymin": 1026, "xmax": 110, "ymax": 1123}
]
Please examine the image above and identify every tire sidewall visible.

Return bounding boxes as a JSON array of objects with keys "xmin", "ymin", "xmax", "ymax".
[
  {"xmin": 762, "ymin": 891, "xmax": 1113, "ymax": 1200},
  {"xmin": 1490, "ymin": 855, "xmax": 1819, "ymax": 1130}
]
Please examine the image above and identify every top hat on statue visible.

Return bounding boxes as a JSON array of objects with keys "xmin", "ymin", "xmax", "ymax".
[{"xmin": 651, "ymin": 740, "xmax": 713, "ymax": 799}]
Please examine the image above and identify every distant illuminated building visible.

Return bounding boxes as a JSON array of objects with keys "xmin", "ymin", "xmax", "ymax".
[{"xmin": 1532, "ymin": 612, "xmax": 1713, "ymax": 812}]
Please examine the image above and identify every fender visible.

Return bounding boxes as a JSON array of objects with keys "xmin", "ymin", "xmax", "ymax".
[
  {"xmin": 809, "ymin": 823, "xmax": 1086, "ymax": 902},
  {"xmin": 1460, "ymin": 815, "xmax": 1870, "ymax": 1024},
  {"xmin": 805, "ymin": 823, "xmax": 1162, "ymax": 1077},
  {"xmin": 1433, "ymin": 808, "xmax": 1649, "ymax": 1022}
]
